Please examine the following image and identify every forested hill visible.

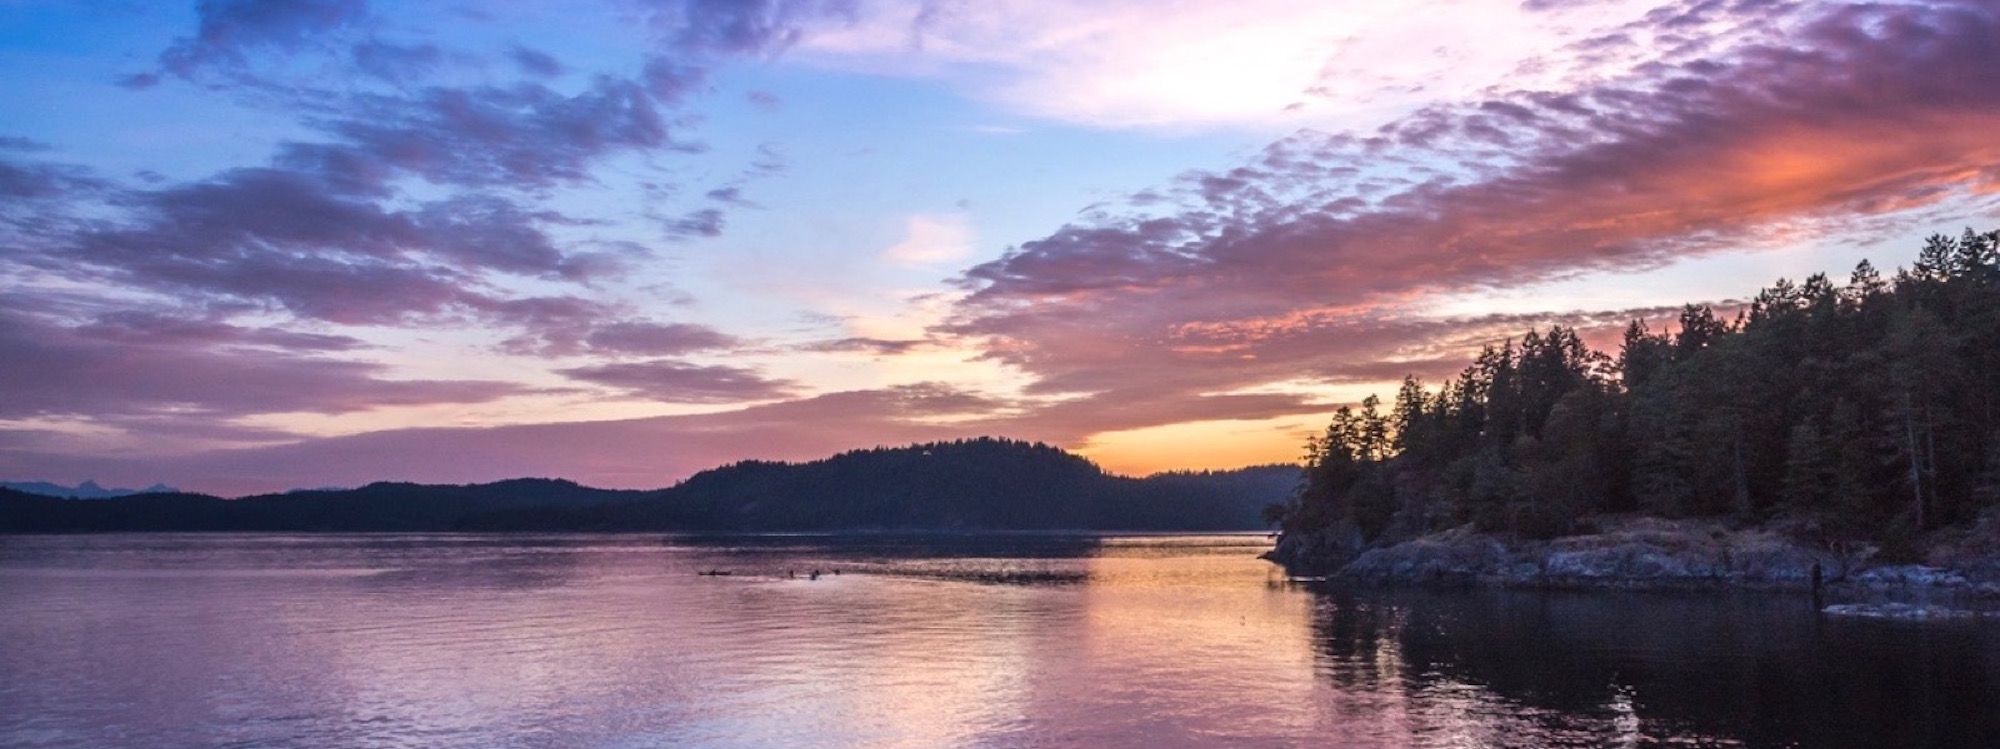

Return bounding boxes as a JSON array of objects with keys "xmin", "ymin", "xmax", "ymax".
[
  {"xmin": 569, "ymin": 440, "xmax": 1295, "ymax": 531},
  {"xmin": 0, "ymin": 438, "xmax": 1295, "ymax": 532},
  {"xmin": 1273, "ymin": 228, "xmax": 2000, "ymax": 562}
]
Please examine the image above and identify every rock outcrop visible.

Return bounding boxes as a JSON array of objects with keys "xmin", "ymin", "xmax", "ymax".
[{"xmin": 1271, "ymin": 515, "xmax": 2000, "ymax": 598}]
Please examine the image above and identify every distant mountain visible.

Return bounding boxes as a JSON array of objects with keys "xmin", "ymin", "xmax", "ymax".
[
  {"xmin": 0, "ymin": 439, "xmax": 1298, "ymax": 533},
  {"xmin": 0, "ymin": 480, "xmax": 177, "ymax": 499}
]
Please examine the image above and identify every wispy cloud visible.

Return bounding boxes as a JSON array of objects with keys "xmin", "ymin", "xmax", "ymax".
[
  {"xmin": 801, "ymin": 0, "xmax": 1669, "ymax": 129},
  {"xmin": 945, "ymin": 0, "xmax": 2000, "ymax": 428},
  {"xmin": 556, "ymin": 359, "xmax": 798, "ymax": 403}
]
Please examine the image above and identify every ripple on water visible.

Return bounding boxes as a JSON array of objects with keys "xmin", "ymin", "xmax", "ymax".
[{"xmin": 1, "ymin": 534, "xmax": 1996, "ymax": 748}]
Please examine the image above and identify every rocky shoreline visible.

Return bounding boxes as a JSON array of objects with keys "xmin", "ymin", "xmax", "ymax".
[{"xmin": 1264, "ymin": 516, "xmax": 2000, "ymax": 607}]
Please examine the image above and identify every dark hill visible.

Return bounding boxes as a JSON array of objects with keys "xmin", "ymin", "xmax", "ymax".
[
  {"xmin": 0, "ymin": 480, "xmax": 177, "ymax": 498},
  {"xmin": 0, "ymin": 477, "xmax": 651, "ymax": 532},
  {"xmin": 0, "ymin": 438, "xmax": 1295, "ymax": 533}
]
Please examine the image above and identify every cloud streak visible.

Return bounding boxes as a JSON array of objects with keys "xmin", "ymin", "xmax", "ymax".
[
  {"xmin": 556, "ymin": 359, "xmax": 798, "ymax": 403},
  {"xmin": 0, "ymin": 300, "xmax": 526, "ymax": 426},
  {"xmin": 946, "ymin": 0, "xmax": 2000, "ymax": 431}
]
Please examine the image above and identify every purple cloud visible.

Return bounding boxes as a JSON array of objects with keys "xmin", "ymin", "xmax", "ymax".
[
  {"xmin": 646, "ymin": 0, "xmax": 857, "ymax": 57},
  {"xmin": 74, "ymin": 310, "xmax": 364, "ymax": 352},
  {"xmin": 583, "ymin": 322, "xmax": 741, "ymax": 356},
  {"xmin": 660, "ymin": 207, "xmax": 726, "ymax": 238},
  {"xmin": 0, "ymin": 301, "xmax": 525, "ymax": 424},
  {"xmin": 157, "ymin": 0, "xmax": 371, "ymax": 77},
  {"xmin": 350, "ymin": 40, "xmax": 443, "ymax": 82},
  {"xmin": 947, "ymin": 0, "xmax": 2000, "ymax": 433},
  {"xmin": 508, "ymin": 45, "xmax": 565, "ymax": 77},
  {"xmin": 35, "ymin": 167, "xmax": 615, "ymax": 325},
  {"xmin": 298, "ymin": 78, "xmax": 681, "ymax": 190},
  {"xmin": 800, "ymin": 337, "xmax": 934, "ymax": 356},
  {"xmin": 556, "ymin": 359, "xmax": 796, "ymax": 403}
]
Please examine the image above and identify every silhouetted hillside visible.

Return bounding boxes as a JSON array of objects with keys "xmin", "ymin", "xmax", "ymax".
[
  {"xmin": 0, "ymin": 478, "xmax": 650, "ymax": 532},
  {"xmin": 1, "ymin": 480, "xmax": 177, "ymax": 499},
  {"xmin": 0, "ymin": 439, "xmax": 1293, "ymax": 532}
]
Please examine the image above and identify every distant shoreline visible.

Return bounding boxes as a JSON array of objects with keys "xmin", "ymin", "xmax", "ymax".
[
  {"xmin": 0, "ymin": 527, "xmax": 1276, "ymax": 537},
  {"xmin": 0, "ymin": 440, "xmax": 1297, "ymax": 535}
]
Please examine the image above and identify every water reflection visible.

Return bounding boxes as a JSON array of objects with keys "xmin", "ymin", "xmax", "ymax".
[
  {"xmin": 0, "ymin": 534, "xmax": 1994, "ymax": 748},
  {"xmin": 1304, "ymin": 586, "xmax": 2000, "ymax": 748}
]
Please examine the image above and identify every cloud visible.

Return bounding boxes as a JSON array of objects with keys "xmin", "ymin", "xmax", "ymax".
[
  {"xmin": 799, "ymin": 336, "xmax": 935, "ymax": 355},
  {"xmin": 350, "ymin": 40, "xmax": 443, "ymax": 82},
  {"xmin": 31, "ymin": 166, "xmax": 616, "ymax": 326},
  {"xmin": 0, "ymin": 156, "xmax": 102, "ymax": 201},
  {"xmin": 801, "ymin": 0, "xmax": 1665, "ymax": 129},
  {"xmin": 0, "ymin": 136, "xmax": 51, "ymax": 152},
  {"xmin": 882, "ymin": 213, "xmax": 975, "ymax": 265},
  {"xmin": 944, "ymin": 0, "xmax": 2000, "ymax": 431},
  {"xmin": 3, "ymin": 0, "xmax": 864, "ymax": 427},
  {"xmin": 287, "ymin": 77, "xmax": 683, "ymax": 191},
  {"xmin": 582, "ymin": 321, "xmax": 742, "ymax": 356},
  {"xmin": 705, "ymin": 186, "xmax": 757, "ymax": 206},
  {"xmin": 73, "ymin": 310, "xmax": 364, "ymax": 352},
  {"xmin": 660, "ymin": 207, "xmax": 726, "ymax": 238},
  {"xmin": 646, "ymin": 0, "xmax": 860, "ymax": 57},
  {"xmin": 508, "ymin": 44, "xmax": 565, "ymax": 77},
  {"xmin": 157, "ymin": 0, "xmax": 371, "ymax": 78},
  {"xmin": 555, "ymin": 359, "xmax": 798, "ymax": 403},
  {"xmin": 0, "ymin": 301, "xmax": 525, "ymax": 424}
]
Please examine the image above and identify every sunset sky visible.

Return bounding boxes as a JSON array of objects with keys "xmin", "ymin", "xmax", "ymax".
[{"xmin": 3, "ymin": 0, "xmax": 1997, "ymax": 495}]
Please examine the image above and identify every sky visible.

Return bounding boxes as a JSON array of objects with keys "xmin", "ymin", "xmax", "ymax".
[{"xmin": 2, "ymin": 0, "xmax": 1997, "ymax": 495}]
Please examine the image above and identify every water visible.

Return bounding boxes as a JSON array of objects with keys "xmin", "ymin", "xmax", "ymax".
[{"xmin": 0, "ymin": 534, "xmax": 1994, "ymax": 748}]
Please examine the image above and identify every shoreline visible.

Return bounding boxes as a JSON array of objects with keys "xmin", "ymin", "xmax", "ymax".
[{"xmin": 1264, "ymin": 516, "xmax": 2000, "ymax": 613}]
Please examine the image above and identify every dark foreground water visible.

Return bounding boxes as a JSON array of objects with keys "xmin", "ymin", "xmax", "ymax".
[{"xmin": 1, "ymin": 534, "xmax": 1996, "ymax": 748}]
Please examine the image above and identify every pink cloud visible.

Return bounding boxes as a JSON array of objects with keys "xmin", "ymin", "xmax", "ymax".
[{"xmin": 946, "ymin": 0, "xmax": 2000, "ymax": 429}]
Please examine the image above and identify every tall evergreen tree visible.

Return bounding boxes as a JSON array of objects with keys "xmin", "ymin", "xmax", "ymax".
[{"xmin": 1276, "ymin": 227, "xmax": 2000, "ymax": 556}]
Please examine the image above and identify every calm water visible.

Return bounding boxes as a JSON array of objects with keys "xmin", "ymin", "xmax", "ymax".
[{"xmin": 1, "ymin": 534, "xmax": 1995, "ymax": 748}]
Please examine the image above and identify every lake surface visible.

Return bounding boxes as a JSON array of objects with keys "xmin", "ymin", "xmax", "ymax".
[{"xmin": 1, "ymin": 533, "xmax": 1995, "ymax": 748}]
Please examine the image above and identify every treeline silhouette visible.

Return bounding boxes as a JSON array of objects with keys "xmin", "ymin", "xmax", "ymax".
[
  {"xmin": 1275, "ymin": 228, "xmax": 2000, "ymax": 559},
  {"xmin": 0, "ymin": 438, "xmax": 1294, "ymax": 532}
]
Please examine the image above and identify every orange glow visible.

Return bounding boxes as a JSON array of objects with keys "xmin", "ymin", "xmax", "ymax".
[{"xmin": 1079, "ymin": 415, "xmax": 1320, "ymax": 475}]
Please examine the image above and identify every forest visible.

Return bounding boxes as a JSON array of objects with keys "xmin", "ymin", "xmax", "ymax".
[{"xmin": 1272, "ymin": 228, "xmax": 2000, "ymax": 560}]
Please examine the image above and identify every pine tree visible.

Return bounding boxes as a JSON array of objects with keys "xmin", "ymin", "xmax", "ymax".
[
  {"xmin": 1673, "ymin": 304, "xmax": 1728, "ymax": 356},
  {"xmin": 1915, "ymin": 233, "xmax": 1956, "ymax": 281},
  {"xmin": 1619, "ymin": 319, "xmax": 1671, "ymax": 389},
  {"xmin": 1391, "ymin": 376, "xmax": 1429, "ymax": 458},
  {"xmin": 1949, "ymin": 227, "xmax": 1997, "ymax": 278},
  {"xmin": 1844, "ymin": 259, "xmax": 1887, "ymax": 308},
  {"xmin": 1357, "ymin": 395, "xmax": 1390, "ymax": 462}
]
